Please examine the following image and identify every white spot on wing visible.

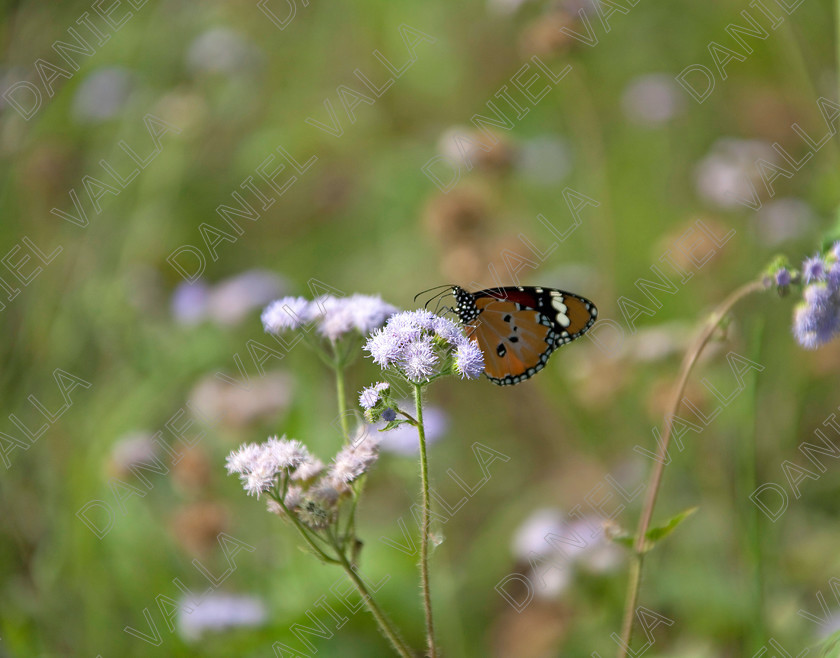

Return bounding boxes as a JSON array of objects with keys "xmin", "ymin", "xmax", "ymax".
[{"xmin": 551, "ymin": 297, "xmax": 570, "ymax": 326}]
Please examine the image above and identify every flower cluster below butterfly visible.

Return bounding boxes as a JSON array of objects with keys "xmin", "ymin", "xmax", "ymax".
[{"xmin": 452, "ymin": 285, "xmax": 597, "ymax": 386}]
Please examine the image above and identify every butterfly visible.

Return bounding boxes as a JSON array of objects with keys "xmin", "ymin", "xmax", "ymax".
[{"xmin": 451, "ymin": 285, "xmax": 597, "ymax": 386}]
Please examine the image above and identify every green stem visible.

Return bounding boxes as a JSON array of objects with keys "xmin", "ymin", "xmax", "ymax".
[
  {"xmin": 326, "ymin": 532, "xmax": 415, "ymax": 658},
  {"xmin": 414, "ymin": 384, "xmax": 438, "ymax": 658},
  {"xmin": 334, "ymin": 350, "xmax": 350, "ymax": 440},
  {"xmin": 617, "ymin": 280, "xmax": 765, "ymax": 657},
  {"xmin": 343, "ymin": 480, "xmax": 363, "ymax": 556},
  {"xmin": 740, "ymin": 320, "xmax": 766, "ymax": 650}
]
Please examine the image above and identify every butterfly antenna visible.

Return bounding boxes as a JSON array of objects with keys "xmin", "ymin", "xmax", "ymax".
[
  {"xmin": 425, "ymin": 288, "xmax": 455, "ymax": 311},
  {"xmin": 413, "ymin": 283, "xmax": 454, "ymax": 304}
]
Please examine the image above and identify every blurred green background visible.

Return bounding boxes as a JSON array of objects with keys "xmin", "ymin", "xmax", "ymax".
[{"xmin": 1, "ymin": 0, "xmax": 840, "ymax": 655}]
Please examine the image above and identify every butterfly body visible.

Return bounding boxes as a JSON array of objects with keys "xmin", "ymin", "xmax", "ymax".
[{"xmin": 452, "ymin": 285, "xmax": 597, "ymax": 386}]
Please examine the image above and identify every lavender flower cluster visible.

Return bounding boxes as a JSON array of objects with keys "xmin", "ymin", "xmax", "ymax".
[
  {"xmin": 363, "ymin": 309, "xmax": 485, "ymax": 383},
  {"xmin": 225, "ymin": 432, "xmax": 380, "ymax": 530},
  {"xmin": 359, "ymin": 381, "xmax": 392, "ymax": 411},
  {"xmin": 779, "ymin": 243, "xmax": 840, "ymax": 350},
  {"xmin": 261, "ymin": 293, "xmax": 398, "ymax": 342}
]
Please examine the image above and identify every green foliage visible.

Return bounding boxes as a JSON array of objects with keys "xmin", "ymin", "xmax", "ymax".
[
  {"xmin": 1, "ymin": 0, "xmax": 839, "ymax": 655},
  {"xmin": 613, "ymin": 507, "xmax": 699, "ymax": 553}
]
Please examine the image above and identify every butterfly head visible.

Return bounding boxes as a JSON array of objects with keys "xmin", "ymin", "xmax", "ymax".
[{"xmin": 451, "ymin": 285, "xmax": 480, "ymax": 323}]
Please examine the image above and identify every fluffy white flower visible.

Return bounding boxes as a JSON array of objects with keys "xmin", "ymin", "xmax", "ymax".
[
  {"xmin": 264, "ymin": 436, "xmax": 309, "ymax": 470},
  {"xmin": 261, "ymin": 296, "xmax": 311, "ymax": 332}
]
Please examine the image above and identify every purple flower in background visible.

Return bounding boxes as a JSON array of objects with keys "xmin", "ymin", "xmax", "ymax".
[
  {"xmin": 261, "ymin": 296, "xmax": 312, "ymax": 332},
  {"xmin": 517, "ymin": 135, "xmax": 572, "ymax": 185},
  {"xmin": 349, "ymin": 294, "xmax": 400, "ymax": 335},
  {"xmin": 828, "ymin": 263, "xmax": 840, "ymax": 292},
  {"xmin": 189, "ymin": 371, "xmax": 292, "ymax": 429},
  {"xmin": 805, "ymin": 284, "xmax": 833, "ymax": 309},
  {"xmin": 512, "ymin": 508, "xmax": 568, "ymax": 560},
  {"xmin": 621, "ymin": 74, "xmax": 684, "ymax": 126},
  {"xmin": 315, "ymin": 296, "xmax": 355, "ymax": 340},
  {"xmin": 262, "ymin": 294, "xmax": 397, "ymax": 341},
  {"xmin": 694, "ymin": 138, "xmax": 776, "ymax": 210},
  {"xmin": 803, "ymin": 255, "xmax": 826, "ymax": 284},
  {"xmin": 208, "ymin": 270, "xmax": 285, "ymax": 326},
  {"xmin": 186, "ymin": 28, "xmax": 262, "ymax": 76},
  {"xmin": 510, "ymin": 508, "xmax": 622, "ymax": 599},
  {"xmin": 108, "ymin": 431, "xmax": 159, "ymax": 477},
  {"xmin": 172, "ymin": 281, "xmax": 211, "ymax": 325},
  {"xmin": 381, "ymin": 408, "xmax": 397, "ymax": 422},
  {"xmin": 173, "ymin": 270, "xmax": 285, "ymax": 327},
  {"xmin": 776, "ymin": 244, "xmax": 840, "ymax": 350},
  {"xmin": 73, "ymin": 66, "xmax": 134, "ymax": 122},
  {"xmin": 487, "ymin": 0, "xmax": 535, "ymax": 15},
  {"xmin": 793, "ymin": 284, "xmax": 840, "ymax": 350},
  {"xmin": 178, "ymin": 593, "xmax": 266, "ymax": 641},
  {"xmin": 754, "ymin": 199, "xmax": 815, "ymax": 246}
]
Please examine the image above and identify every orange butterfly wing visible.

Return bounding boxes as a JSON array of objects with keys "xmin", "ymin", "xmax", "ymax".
[
  {"xmin": 457, "ymin": 286, "xmax": 597, "ymax": 385},
  {"xmin": 466, "ymin": 299, "xmax": 554, "ymax": 384}
]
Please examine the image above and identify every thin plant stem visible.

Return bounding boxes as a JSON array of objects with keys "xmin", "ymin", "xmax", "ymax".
[
  {"xmin": 342, "ymin": 479, "xmax": 363, "ymax": 556},
  {"xmin": 740, "ymin": 320, "xmax": 766, "ymax": 650},
  {"xmin": 414, "ymin": 383, "xmax": 438, "ymax": 658},
  {"xmin": 334, "ymin": 349, "xmax": 350, "ymax": 439},
  {"xmin": 273, "ymin": 494, "xmax": 339, "ymax": 565},
  {"xmin": 326, "ymin": 531, "xmax": 416, "ymax": 658},
  {"xmin": 565, "ymin": 67, "xmax": 617, "ymax": 301},
  {"xmin": 617, "ymin": 279, "xmax": 766, "ymax": 657},
  {"xmin": 279, "ymin": 496, "xmax": 414, "ymax": 656}
]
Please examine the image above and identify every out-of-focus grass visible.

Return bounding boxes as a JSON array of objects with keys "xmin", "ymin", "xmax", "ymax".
[{"xmin": 1, "ymin": 0, "xmax": 839, "ymax": 655}]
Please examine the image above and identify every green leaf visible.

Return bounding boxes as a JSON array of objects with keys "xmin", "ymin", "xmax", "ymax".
[
  {"xmin": 813, "ymin": 627, "xmax": 840, "ymax": 657},
  {"xmin": 611, "ymin": 534, "xmax": 634, "ymax": 550},
  {"xmin": 645, "ymin": 507, "xmax": 698, "ymax": 544},
  {"xmin": 381, "ymin": 419, "xmax": 410, "ymax": 431},
  {"xmin": 611, "ymin": 507, "xmax": 698, "ymax": 553}
]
